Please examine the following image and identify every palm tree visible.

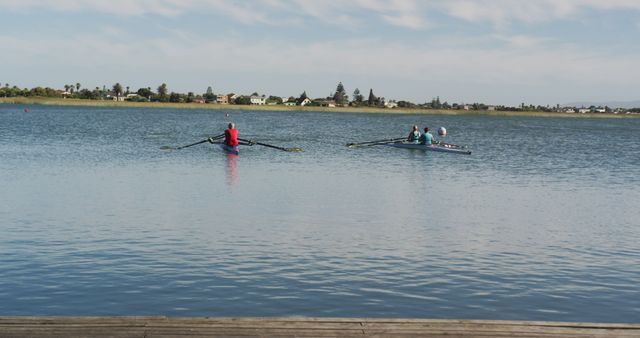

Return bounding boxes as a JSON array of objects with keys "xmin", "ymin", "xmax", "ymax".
[{"xmin": 76, "ymin": 83, "xmax": 81, "ymax": 92}]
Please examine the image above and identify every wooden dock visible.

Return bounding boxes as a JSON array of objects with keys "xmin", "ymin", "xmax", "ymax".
[{"xmin": 1, "ymin": 317, "xmax": 639, "ymax": 337}]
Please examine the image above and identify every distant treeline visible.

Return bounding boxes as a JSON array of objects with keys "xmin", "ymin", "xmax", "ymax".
[{"xmin": 1, "ymin": 81, "xmax": 638, "ymax": 113}]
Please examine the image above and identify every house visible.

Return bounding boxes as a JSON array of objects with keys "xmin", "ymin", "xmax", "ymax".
[
  {"xmin": 284, "ymin": 101, "xmax": 297, "ymax": 106},
  {"xmin": 299, "ymin": 98, "xmax": 311, "ymax": 106},
  {"xmin": 250, "ymin": 95, "xmax": 266, "ymax": 105},
  {"xmin": 106, "ymin": 95, "xmax": 126, "ymax": 101},
  {"xmin": 486, "ymin": 105, "xmax": 496, "ymax": 111},
  {"xmin": 578, "ymin": 108, "xmax": 590, "ymax": 114},
  {"xmin": 227, "ymin": 93, "xmax": 238, "ymax": 104},
  {"xmin": 319, "ymin": 100, "xmax": 336, "ymax": 107},
  {"xmin": 216, "ymin": 94, "xmax": 228, "ymax": 104},
  {"xmin": 385, "ymin": 100, "xmax": 398, "ymax": 109}
]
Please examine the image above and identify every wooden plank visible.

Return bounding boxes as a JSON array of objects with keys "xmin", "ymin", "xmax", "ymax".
[{"xmin": 0, "ymin": 317, "xmax": 638, "ymax": 338}]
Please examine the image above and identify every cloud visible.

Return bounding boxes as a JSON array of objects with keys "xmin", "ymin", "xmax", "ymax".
[
  {"xmin": 492, "ymin": 34, "xmax": 554, "ymax": 48},
  {"xmin": 439, "ymin": 0, "xmax": 640, "ymax": 27},
  {"xmin": 3, "ymin": 0, "xmax": 640, "ymax": 27},
  {"xmin": 0, "ymin": 0, "xmax": 188, "ymax": 16},
  {"xmin": 354, "ymin": 0, "xmax": 428, "ymax": 29},
  {"xmin": 0, "ymin": 0, "xmax": 431, "ymax": 29},
  {"xmin": 3, "ymin": 26, "xmax": 639, "ymax": 103}
]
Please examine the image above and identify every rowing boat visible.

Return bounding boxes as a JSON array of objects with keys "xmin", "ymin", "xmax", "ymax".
[
  {"xmin": 386, "ymin": 142, "xmax": 471, "ymax": 155},
  {"xmin": 220, "ymin": 144, "xmax": 239, "ymax": 155}
]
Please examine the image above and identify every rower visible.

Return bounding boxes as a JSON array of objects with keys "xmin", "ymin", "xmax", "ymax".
[
  {"xmin": 419, "ymin": 127, "xmax": 436, "ymax": 145},
  {"xmin": 224, "ymin": 122, "xmax": 239, "ymax": 147},
  {"xmin": 407, "ymin": 125, "xmax": 421, "ymax": 144}
]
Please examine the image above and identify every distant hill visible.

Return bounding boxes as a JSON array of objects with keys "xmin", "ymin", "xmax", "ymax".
[{"xmin": 562, "ymin": 100, "xmax": 640, "ymax": 109}]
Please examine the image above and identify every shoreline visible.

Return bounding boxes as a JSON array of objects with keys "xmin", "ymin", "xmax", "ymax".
[{"xmin": 1, "ymin": 96, "xmax": 637, "ymax": 118}]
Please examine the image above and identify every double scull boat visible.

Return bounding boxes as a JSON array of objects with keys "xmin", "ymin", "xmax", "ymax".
[{"xmin": 386, "ymin": 142, "xmax": 471, "ymax": 155}]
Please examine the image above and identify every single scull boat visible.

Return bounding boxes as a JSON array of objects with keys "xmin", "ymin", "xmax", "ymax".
[{"xmin": 220, "ymin": 144, "xmax": 239, "ymax": 155}]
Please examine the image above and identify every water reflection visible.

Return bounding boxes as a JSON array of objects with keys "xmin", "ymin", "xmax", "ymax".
[{"xmin": 226, "ymin": 153, "xmax": 238, "ymax": 187}]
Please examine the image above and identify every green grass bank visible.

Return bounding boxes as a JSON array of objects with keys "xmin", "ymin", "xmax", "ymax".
[{"xmin": 1, "ymin": 96, "xmax": 637, "ymax": 119}]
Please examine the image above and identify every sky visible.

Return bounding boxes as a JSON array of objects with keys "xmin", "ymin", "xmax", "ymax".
[{"xmin": 1, "ymin": 0, "xmax": 640, "ymax": 106}]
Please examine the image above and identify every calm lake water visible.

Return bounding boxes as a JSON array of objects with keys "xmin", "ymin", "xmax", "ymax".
[{"xmin": 1, "ymin": 104, "xmax": 639, "ymax": 322}]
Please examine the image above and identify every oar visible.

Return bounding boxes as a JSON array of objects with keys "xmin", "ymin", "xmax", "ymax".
[
  {"xmin": 346, "ymin": 137, "xmax": 406, "ymax": 147},
  {"xmin": 161, "ymin": 134, "xmax": 224, "ymax": 150},
  {"xmin": 238, "ymin": 138, "xmax": 303, "ymax": 152}
]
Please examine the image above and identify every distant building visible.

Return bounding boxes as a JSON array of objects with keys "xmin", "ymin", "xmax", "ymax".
[
  {"xmin": 250, "ymin": 95, "xmax": 266, "ymax": 105},
  {"xmin": 578, "ymin": 108, "xmax": 590, "ymax": 114},
  {"xmin": 106, "ymin": 95, "xmax": 125, "ymax": 101},
  {"xmin": 299, "ymin": 98, "xmax": 311, "ymax": 106},
  {"xmin": 385, "ymin": 100, "xmax": 398, "ymax": 108},
  {"xmin": 216, "ymin": 94, "xmax": 228, "ymax": 104},
  {"xmin": 318, "ymin": 100, "xmax": 336, "ymax": 107},
  {"xmin": 284, "ymin": 101, "xmax": 297, "ymax": 106},
  {"xmin": 227, "ymin": 93, "xmax": 238, "ymax": 104}
]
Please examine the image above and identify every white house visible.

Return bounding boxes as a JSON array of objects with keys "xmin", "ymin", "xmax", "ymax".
[
  {"xmin": 385, "ymin": 100, "xmax": 398, "ymax": 109},
  {"xmin": 300, "ymin": 98, "xmax": 311, "ymax": 106},
  {"xmin": 250, "ymin": 95, "xmax": 266, "ymax": 105}
]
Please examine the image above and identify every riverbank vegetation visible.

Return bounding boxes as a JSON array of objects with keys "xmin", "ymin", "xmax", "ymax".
[{"xmin": 1, "ymin": 81, "xmax": 638, "ymax": 117}]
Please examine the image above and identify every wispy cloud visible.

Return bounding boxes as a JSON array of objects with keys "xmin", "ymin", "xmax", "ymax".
[
  {"xmin": 439, "ymin": 0, "xmax": 640, "ymax": 27},
  {"xmin": 354, "ymin": 0, "xmax": 428, "ymax": 29},
  {"xmin": 0, "ymin": 0, "xmax": 188, "ymax": 16},
  {"xmin": 4, "ymin": 0, "xmax": 640, "ymax": 26}
]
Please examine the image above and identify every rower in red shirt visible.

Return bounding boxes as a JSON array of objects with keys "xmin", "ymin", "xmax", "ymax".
[{"xmin": 224, "ymin": 122, "xmax": 239, "ymax": 146}]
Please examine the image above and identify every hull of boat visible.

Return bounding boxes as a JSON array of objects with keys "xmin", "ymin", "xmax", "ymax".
[
  {"xmin": 220, "ymin": 144, "xmax": 239, "ymax": 155},
  {"xmin": 386, "ymin": 142, "xmax": 471, "ymax": 155}
]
